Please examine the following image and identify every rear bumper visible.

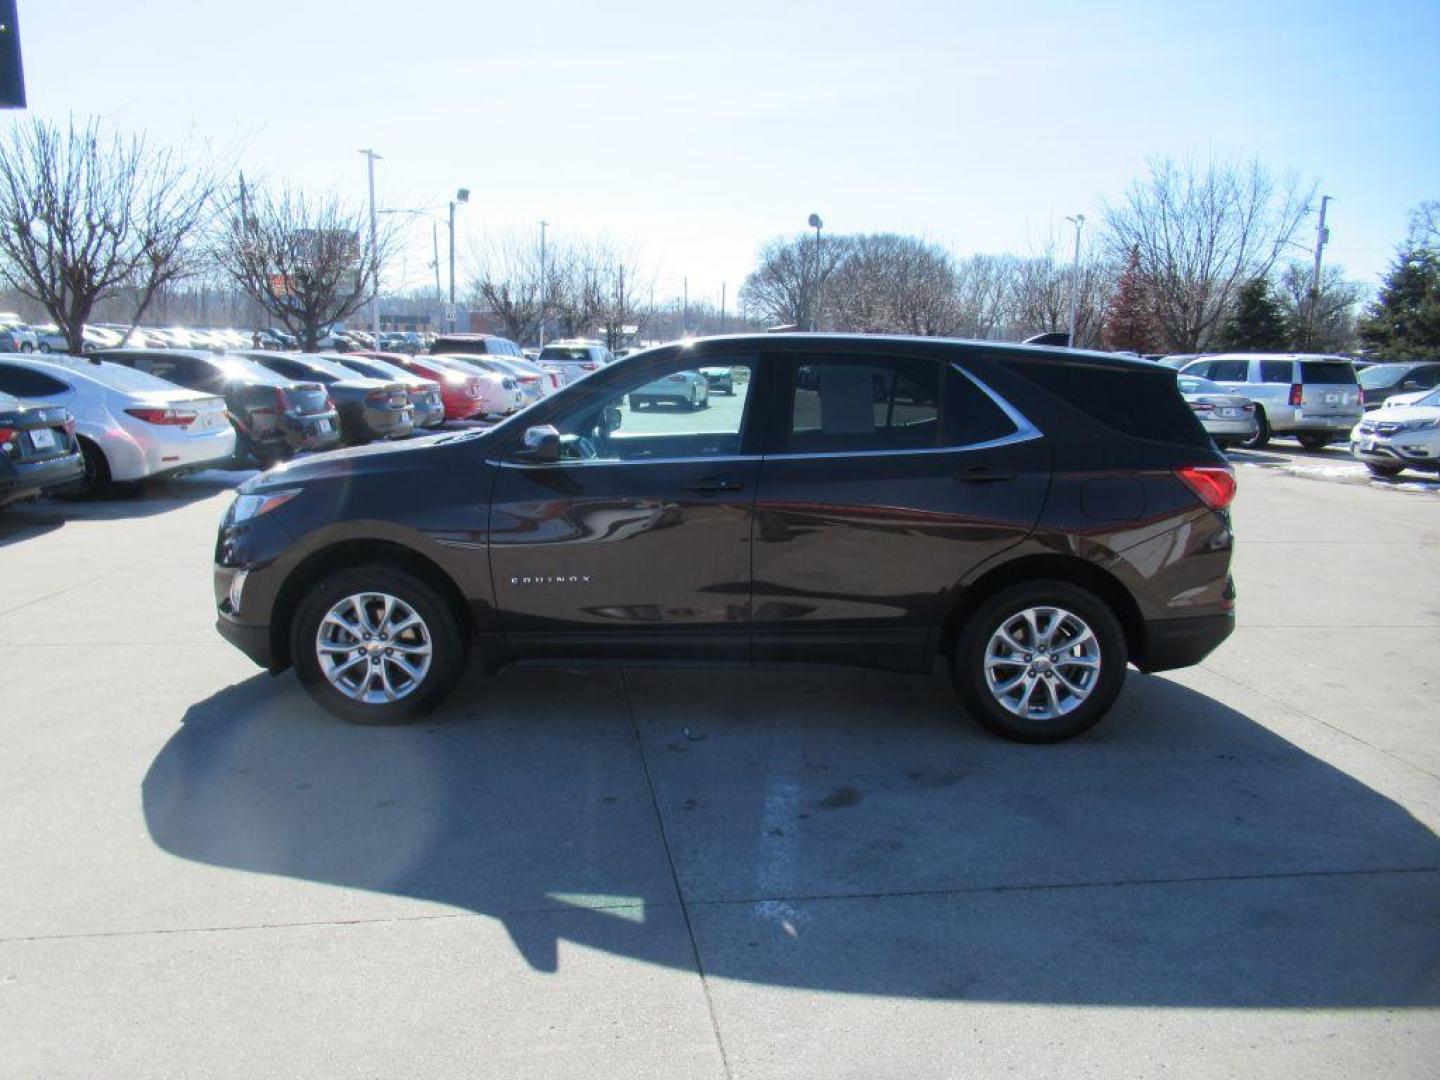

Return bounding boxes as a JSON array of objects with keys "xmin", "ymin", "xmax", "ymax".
[
  {"xmin": 1271, "ymin": 409, "xmax": 1363, "ymax": 433},
  {"xmin": 0, "ymin": 450, "xmax": 85, "ymax": 504},
  {"xmin": 1135, "ymin": 612, "xmax": 1235, "ymax": 673}
]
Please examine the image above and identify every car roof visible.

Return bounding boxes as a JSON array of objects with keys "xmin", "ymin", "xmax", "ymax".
[{"xmin": 0, "ymin": 352, "xmax": 197, "ymax": 394}]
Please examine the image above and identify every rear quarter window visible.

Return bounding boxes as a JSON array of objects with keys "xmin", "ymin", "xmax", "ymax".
[
  {"xmin": 1300, "ymin": 361, "xmax": 1358, "ymax": 385},
  {"xmin": 1014, "ymin": 359, "xmax": 1210, "ymax": 447},
  {"xmin": 1259, "ymin": 360, "xmax": 1293, "ymax": 384}
]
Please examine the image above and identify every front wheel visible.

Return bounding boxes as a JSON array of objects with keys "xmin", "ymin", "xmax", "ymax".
[
  {"xmin": 1240, "ymin": 408, "xmax": 1270, "ymax": 450},
  {"xmin": 951, "ymin": 580, "xmax": 1128, "ymax": 743},
  {"xmin": 291, "ymin": 565, "xmax": 467, "ymax": 724}
]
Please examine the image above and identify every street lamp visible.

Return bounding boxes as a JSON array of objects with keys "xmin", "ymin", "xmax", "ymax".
[
  {"xmin": 1065, "ymin": 213, "xmax": 1086, "ymax": 348},
  {"xmin": 358, "ymin": 149, "xmax": 382, "ymax": 347},
  {"xmin": 448, "ymin": 187, "xmax": 470, "ymax": 331},
  {"xmin": 538, "ymin": 219, "xmax": 548, "ymax": 349},
  {"xmin": 808, "ymin": 213, "xmax": 823, "ymax": 332}
]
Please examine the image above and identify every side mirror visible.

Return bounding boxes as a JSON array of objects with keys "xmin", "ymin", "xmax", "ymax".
[
  {"xmin": 601, "ymin": 405, "xmax": 622, "ymax": 433},
  {"xmin": 521, "ymin": 424, "xmax": 561, "ymax": 463}
]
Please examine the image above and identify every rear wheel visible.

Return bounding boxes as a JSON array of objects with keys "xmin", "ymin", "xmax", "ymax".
[
  {"xmin": 1296, "ymin": 433, "xmax": 1333, "ymax": 451},
  {"xmin": 38, "ymin": 342, "xmax": 52, "ymax": 353},
  {"xmin": 52, "ymin": 438, "xmax": 110, "ymax": 500},
  {"xmin": 291, "ymin": 564, "xmax": 467, "ymax": 725},
  {"xmin": 1239, "ymin": 408, "xmax": 1270, "ymax": 449},
  {"xmin": 1365, "ymin": 462, "xmax": 1404, "ymax": 479},
  {"xmin": 951, "ymin": 580, "xmax": 1127, "ymax": 743}
]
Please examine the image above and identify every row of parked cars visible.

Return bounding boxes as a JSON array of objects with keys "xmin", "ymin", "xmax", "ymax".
[
  {"xmin": 0, "ymin": 315, "xmax": 445, "ymax": 357},
  {"xmin": 1163, "ymin": 352, "xmax": 1440, "ymax": 478},
  {"xmin": 0, "ymin": 333, "xmax": 638, "ymax": 506}
]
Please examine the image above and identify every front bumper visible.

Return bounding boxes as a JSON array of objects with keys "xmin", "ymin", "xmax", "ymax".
[
  {"xmin": 1350, "ymin": 438, "xmax": 1440, "ymax": 470},
  {"xmin": 216, "ymin": 610, "xmax": 274, "ymax": 669}
]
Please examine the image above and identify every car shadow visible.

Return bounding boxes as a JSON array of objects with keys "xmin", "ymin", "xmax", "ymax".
[{"xmin": 142, "ymin": 665, "xmax": 1440, "ymax": 1007}]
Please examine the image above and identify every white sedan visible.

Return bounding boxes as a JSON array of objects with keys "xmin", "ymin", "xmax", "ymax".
[{"xmin": 0, "ymin": 354, "xmax": 235, "ymax": 496}]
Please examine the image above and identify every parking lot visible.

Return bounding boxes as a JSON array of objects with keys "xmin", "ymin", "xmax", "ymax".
[{"xmin": 1, "ymin": 452, "xmax": 1437, "ymax": 1079}]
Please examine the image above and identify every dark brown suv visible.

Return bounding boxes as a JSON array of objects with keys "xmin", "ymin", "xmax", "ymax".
[{"xmin": 213, "ymin": 335, "xmax": 1236, "ymax": 742}]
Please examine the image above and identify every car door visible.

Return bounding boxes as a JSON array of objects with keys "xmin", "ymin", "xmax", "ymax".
[
  {"xmin": 749, "ymin": 347, "xmax": 1050, "ymax": 672},
  {"xmin": 488, "ymin": 349, "xmax": 762, "ymax": 663}
]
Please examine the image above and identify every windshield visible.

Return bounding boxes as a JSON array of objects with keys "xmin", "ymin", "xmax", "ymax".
[
  {"xmin": 1358, "ymin": 364, "xmax": 1409, "ymax": 388},
  {"xmin": 1177, "ymin": 376, "xmax": 1222, "ymax": 394},
  {"xmin": 539, "ymin": 347, "xmax": 594, "ymax": 362}
]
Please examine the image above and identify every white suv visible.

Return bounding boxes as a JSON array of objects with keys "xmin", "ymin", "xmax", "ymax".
[
  {"xmin": 537, "ymin": 341, "xmax": 614, "ymax": 386},
  {"xmin": 1179, "ymin": 353, "xmax": 1362, "ymax": 450},
  {"xmin": 1351, "ymin": 387, "xmax": 1440, "ymax": 478}
]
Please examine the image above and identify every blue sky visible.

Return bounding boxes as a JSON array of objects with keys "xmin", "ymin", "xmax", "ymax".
[{"xmin": 12, "ymin": 0, "xmax": 1439, "ymax": 305}]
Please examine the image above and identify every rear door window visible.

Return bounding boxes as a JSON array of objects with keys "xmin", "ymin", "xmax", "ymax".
[
  {"xmin": 1259, "ymin": 360, "xmax": 1293, "ymax": 384},
  {"xmin": 1299, "ymin": 361, "xmax": 1357, "ymax": 385},
  {"xmin": 784, "ymin": 354, "xmax": 942, "ymax": 453}
]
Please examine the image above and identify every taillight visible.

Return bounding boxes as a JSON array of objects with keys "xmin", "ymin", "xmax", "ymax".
[
  {"xmin": 1175, "ymin": 465, "xmax": 1237, "ymax": 511},
  {"xmin": 125, "ymin": 407, "xmax": 197, "ymax": 426},
  {"xmin": 1289, "ymin": 383, "xmax": 1303, "ymax": 407},
  {"xmin": 580, "ymin": 362, "xmax": 597, "ymax": 371},
  {"xmin": 0, "ymin": 426, "xmax": 16, "ymax": 446}
]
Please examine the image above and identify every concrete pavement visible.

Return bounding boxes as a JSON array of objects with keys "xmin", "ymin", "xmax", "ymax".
[{"xmin": 1, "ymin": 463, "xmax": 1437, "ymax": 1079}]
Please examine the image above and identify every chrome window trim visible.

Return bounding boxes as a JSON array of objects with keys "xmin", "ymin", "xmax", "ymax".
[{"xmin": 498, "ymin": 453, "xmax": 761, "ymax": 470}]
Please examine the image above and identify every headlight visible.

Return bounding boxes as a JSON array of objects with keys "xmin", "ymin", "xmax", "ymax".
[
  {"xmin": 1396, "ymin": 418, "xmax": 1440, "ymax": 433},
  {"xmin": 228, "ymin": 488, "xmax": 300, "ymax": 524}
]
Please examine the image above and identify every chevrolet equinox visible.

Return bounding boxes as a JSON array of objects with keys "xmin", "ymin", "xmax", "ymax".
[{"xmin": 214, "ymin": 335, "xmax": 1236, "ymax": 742}]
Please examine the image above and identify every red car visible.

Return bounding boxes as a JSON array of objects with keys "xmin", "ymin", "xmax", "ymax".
[{"xmin": 352, "ymin": 351, "xmax": 485, "ymax": 422}]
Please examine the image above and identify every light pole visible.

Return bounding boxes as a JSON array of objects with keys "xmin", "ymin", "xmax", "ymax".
[
  {"xmin": 1065, "ymin": 213, "xmax": 1086, "ymax": 348},
  {"xmin": 1308, "ymin": 195, "xmax": 1333, "ymax": 346},
  {"xmin": 808, "ymin": 213, "xmax": 823, "ymax": 331},
  {"xmin": 359, "ymin": 148, "xmax": 382, "ymax": 345},
  {"xmin": 538, "ymin": 219, "xmax": 548, "ymax": 349},
  {"xmin": 448, "ymin": 187, "xmax": 470, "ymax": 332}
]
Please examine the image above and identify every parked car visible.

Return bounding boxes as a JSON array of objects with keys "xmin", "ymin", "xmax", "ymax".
[
  {"xmin": 483, "ymin": 355, "xmax": 561, "ymax": 401},
  {"xmin": 350, "ymin": 351, "xmax": 491, "ymax": 422},
  {"xmin": 429, "ymin": 355, "xmax": 526, "ymax": 417},
  {"xmin": 1350, "ymin": 387, "xmax": 1440, "ymax": 478},
  {"xmin": 1178, "ymin": 353, "xmax": 1362, "ymax": 449},
  {"xmin": 429, "ymin": 333, "xmax": 526, "ymax": 359},
  {"xmin": 253, "ymin": 327, "xmax": 298, "ymax": 350},
  {"xmin": 629, "ymin": 368, "xmax": 710, "ymax": 410},
  {"xmin": 0, "ymin": 323, "xmax": 39, "ymax": 353},
  {"xmin": 1380, "ymin": 388, "xmax": 1433, "ymax": 410},
  {"xmin": 34, "ymin": 325, "xmax": 119, "ymax": 353},
  {"xmin": 1158, "ymin": 354, "xmax": 1202, "ymax": 369},
  {"xmin": 700, "ymin": 365, "xmax": 736, "ymax": 394},
  {"xmin": 1357, "ymin": 361, "xmax": 1440, "ymax": 411},
  {"xmin": 97, "ymin": 348, "xmax": 342, "ymax": 465},
  {"xmin": 1175, "ymin": 375, "xmax": 1258, "ymax": 448},
  {"xmin": 211, "ymin": 334, "xmax": 1236, "ymax": 742},
  {"xmin": 322, "ymin": 353, "xmax": 446, "ymax": 430},
  {"xmin": 0, "ymin": 354, "xmax": 235, "ymax": 496},
  {"xmin": 536, "ymin": 340, "xmax": 615, "ymax": 385},
  {"xmin": 235, "ymin": 352, "xmax": 414, "ymax": 445},
  {"xmin": 0, "ymin": 394, "xmax": 84, "ymax": 507}
]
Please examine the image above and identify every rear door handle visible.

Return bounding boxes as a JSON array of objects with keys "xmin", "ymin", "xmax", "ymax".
[
  {"xmin": 957, "ymin": 466, "xmax": 1015, "ymax": 483},
  {"xmin": 683, "ymin": 476, "xmax": 744, "ymax": 493}
]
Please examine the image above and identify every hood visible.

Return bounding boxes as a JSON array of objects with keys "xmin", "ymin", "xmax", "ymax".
[
  {"xmin": 1363, "ymin": 405, "xmax": 1440, "ymax": 424},
  {"xmin": 240, "ymin": 428, "xmax": 492, "ymax": 492},
  {"xmin": 1381, "ymin": 390, "xmax": 1433, "ymax": 409}
]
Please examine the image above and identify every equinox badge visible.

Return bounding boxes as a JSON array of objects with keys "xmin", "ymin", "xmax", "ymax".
[{"xmin": 511, "ymin": 575, "xmax": 593, "ymax": 585}]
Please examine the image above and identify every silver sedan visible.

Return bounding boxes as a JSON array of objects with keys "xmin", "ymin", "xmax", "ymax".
[{"xmin": 1177, "ymin": 375, "xmax": 1257, "ymax": 448}]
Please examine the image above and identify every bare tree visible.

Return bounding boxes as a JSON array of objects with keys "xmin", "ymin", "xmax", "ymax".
[
  {"xmin": 738, "ymin": 233, "xmax": 849, "ymax": 329},
  {"xmin": 1104, "ymin": 157, "xmax": 1315, "ymax": 352},
  {"xmin": 214, "ymin": 179, "xmax": 394, "ymax": 352},
  {"xmin": 587, "ymin": 241, "xmax": 657, "ymax": 350},
  {"xmin": 465, "ymin": 229, "xmax": 544, "ymax": 344},
  {"xmin": 1277, "ymin": 262, "xmax": 1363, "ymax": 352},
  {"xmin": 0, "ymin": 117, "xmax": 218, "ymax": 353},
  {"xmin": 952, "ymin": 254, "xmax": 1017, "ymax": 340}
]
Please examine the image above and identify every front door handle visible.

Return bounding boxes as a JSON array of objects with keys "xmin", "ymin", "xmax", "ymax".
[
  {"xmin": 683, "ymin": 476, "xmax": 744, "ymax": 493},
  {"xmin": 957, "ymin": 466, "xmax": 1015, "ymax": 483}
]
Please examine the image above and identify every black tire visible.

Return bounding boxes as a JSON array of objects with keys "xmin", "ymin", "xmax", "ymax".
[
  {"xmin": 1239, "ymin": 408, "xmax": 1270, "ymax": 449},
  {"xmin": 38, "ymin": 342, "xmax": 52, "ymax": 353},
  {"xmin": 290, "ymin": 564, "xmax": 468, "ymax": 725},
  {"xmin": 951, "ymin": 579, "xmax": 1128, "ymax": 744},
  {"xmin": 1365, "ymin": 462, "xmax": 1404, "ymax": 479},
  {"xmin": 52, "ymin": 438, "xmax": 110, "ymax": 500},
  {"xmin": 1296, "ymin": 433, "xmax": 1333, "ymax": 451}
]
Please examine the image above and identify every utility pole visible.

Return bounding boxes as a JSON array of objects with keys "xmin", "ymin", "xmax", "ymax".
[
  {"xmin": 538, "ymin": 220, "xmax": 548, "ymax": 349},
  {"xmin": 447, "ymin": 187, "xmax": 469, "ymax": 332},
  {"xmin": 720, "ymin": 281, "xmax": 726, "ymax": 333},
  {"xmin": 1065, "ymin": 213, "xmax": 1086, "ymax": 348},
  {"xmin": 1309, "ymin": 195, "xmax": 1333, "ymax": 346},
  {"xmin": 359, "ymin": 149, "xmax": 382, "ymax": 345},
  {"xmin": 431, "ymin": 221, "xmax": 441, "ymax": 334},
  {"xmin": 683, "ymin": 277, "xmax": 689, "ymax": 336},
  {"xmin": 808, "ymin": 213, "xmax": 824, "ymax": 331},
  {"xmin": 617, "ymin": 263, "xmax": 625, "ymax": 351}
]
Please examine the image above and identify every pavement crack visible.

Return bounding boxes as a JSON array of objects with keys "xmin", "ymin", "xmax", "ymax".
[{"xmin": 619, "ymin": 667, "xmax": 734, "ymax": 1080}]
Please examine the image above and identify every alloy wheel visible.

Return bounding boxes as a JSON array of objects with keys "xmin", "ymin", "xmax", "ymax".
[
  {"xmin": 983, "ymin": 606, "xmax": 1101, "ymax": 720},
  {"xmin": 315, "ymin": 591, "xmax": 433, "ymax": 704}
]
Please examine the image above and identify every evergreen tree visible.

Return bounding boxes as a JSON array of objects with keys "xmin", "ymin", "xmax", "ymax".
[
  {"xmin": 1101, "ymin": 246, "xmax": 1158, "ymax": 352},
  {"xmin": 1217, "ymin": 276, "xmax": 1288, "ymax": 350},
  {"xmin": 1357, "ymin": 247, "xmax": 1440, "ymax": 360}
]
